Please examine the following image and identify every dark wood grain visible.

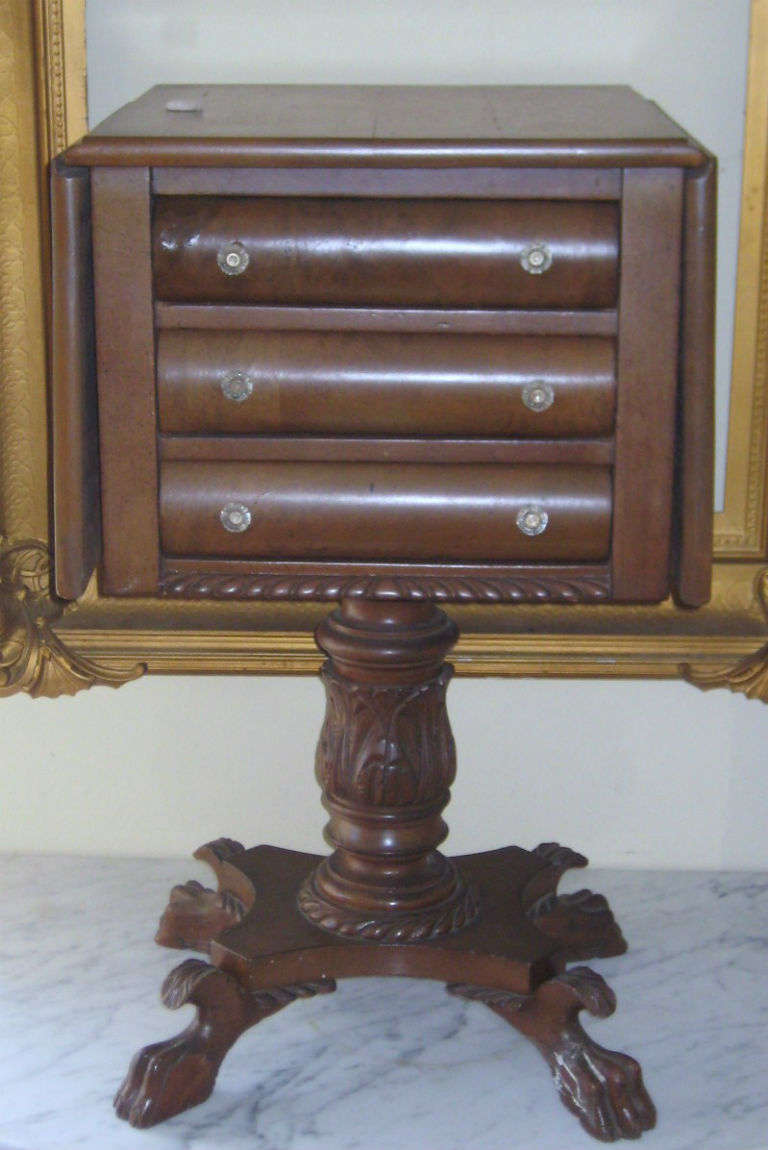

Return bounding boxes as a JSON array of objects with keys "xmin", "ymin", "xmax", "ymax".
[
  {"xmin": 114, "ymin": 955, "xmax": 335, "ymax": 1128},
  {"xmin": 153, "ymin": 165, "xmax": 622, "ymax": 199},
  {"xmin": 155, "ymin": 302, "xmax": 619, "ymax": 337},
  {"xmin": 115, "ymin": 830, "xmax": 644, "ymax": 1135},
  {"xmin": 61, "ymin": 87, "xmax": 712, "ymax": 607},
  {"xmin": 50, "ymin": 159, "xmax": 100, "ymax": 599},
  {"xmin": 611, "ymin": 167, "xmax": 683, "ymax": 601},
  {"xmin": 90, "ymin": 168, "xmax": 159, "ymax": 594},
  {"xmin": 159, "ymin": 435, "xmax": 615, "ymax": 467},
  {"xmin": 298, "ymin": 600, "xmax": 477, "ymax": 939},
  {"xmin": 159, "ymin": 561, "xmax": 612, "ymax": 604},
  {"xmin": 449, "ymin": 968, "xmax": 656, "ymax": 1141},
  {"xmin": 114, "ymin": 595, "xmax": 650, "ymax": 1135},
  {"xmin": 159, "ymin": 461, "xmax": 612, "ymax": 563},
  {"xmin": 157, "ymin": 331, "xmax": 616, "ymax": 438},
  {"xmin": 676, "ymin": 160, "xmax": 716, "ymax": 606},
  {"xmin": 66, "ymin": 84, "xmax": 707, "ymax": 171},
  {"xmin": 89, "ymin": 85, "xmax": 689, "ymax": 142},
  {"xmin": 153, "ymin": 196, "xmax": 619, "ymax": 309}
]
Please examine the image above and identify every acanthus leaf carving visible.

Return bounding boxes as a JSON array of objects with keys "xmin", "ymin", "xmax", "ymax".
[
  {"xmin": 683, "ymin": 566, "xmax": 768, "ymax": 702},
  {"xmin": 0, "ymin": 537, "xmax": 144, "ymax": 698},
  {"xmin": 315, "ymin": 662, "xmax": 456, "ymax": 807}
]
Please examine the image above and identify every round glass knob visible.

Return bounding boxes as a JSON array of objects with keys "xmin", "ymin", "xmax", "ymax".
[
  {"xmin": 520, "ymin": 242, "xmax": 553, "ymax": 275},
  {"xmin": 516, "ymin": 505, "xmax": 549, "ymax": 537},
  {"xmin": 522, "ymin": 382, "xmax": 555, "ymax": 413},
  {"xmin": 217, "ymin": 241, "xmax": 249, "ymax": 276},
  {"xmin": 221, "ymin": 372, "xmax": 254, "ymax": 403},
  {"xmin": 219, "ymin": 502, "xmax": 252, "ymax": 533}
]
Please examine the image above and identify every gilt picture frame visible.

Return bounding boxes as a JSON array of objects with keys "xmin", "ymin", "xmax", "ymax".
[{"xmin": 2, "ymin": 0, "xmax": 768, "ymax": 699}]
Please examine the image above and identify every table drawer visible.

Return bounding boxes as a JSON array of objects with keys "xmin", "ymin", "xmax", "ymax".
[
  {"xmin": 160, "ymin": 462, "xmax": 612, "ymax": 562},
  {"xmin": 157, "ymin": 331, "xmax": 616, "ymax": 438},
  {"xmin": 153, "ymin": 197, "xmax": 619, "ymax": 308}
]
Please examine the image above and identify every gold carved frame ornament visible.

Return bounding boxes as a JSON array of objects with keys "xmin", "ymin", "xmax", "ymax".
[{"xmin": 3, "ymin": 0, "xmax": 768, "ymax": 699}]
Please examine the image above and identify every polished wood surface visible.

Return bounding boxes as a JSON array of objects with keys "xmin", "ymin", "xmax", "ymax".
[
  {"xmin": 53, "ymin": 83, "xmax": 715, "ymax": 608},
  {"xmin": 153, "ymin": 196, "xmax": 619, "ymax": 308},
  {"xmin": 90, "ymin": 168, "xmax": 158, "ymax": 595},
  {"xmin": 160, "ymin": 557, "xmax": 612, "ymax": 605},
  {"xmin": 66, "ymin": 84, "xmax": 707, "ymax": 172},
  {"xmin": 160, "ymin": 461, "xmax": 612, "ymax": 562},
  {"xmin": 155, "ymin": 302, "xmax": 619, "ymax": 336},
  {"xmin": 87, "ymin": 84, "xmax": 689, "ymax": 142},
  {"xmin": 612, "ymin": 168, "xmax": 683, "ymax": 601},
  {"xmin": 159, "ymin": 435, "xmax": 615, "ymax": 466},
  {"xmin": 677, "ymin": 160, "xmax": 716, "ymax": 606},
  {"xmin": 152, "ymin": 163, "xmax": 623, "ymax": 200},
  {"xmin": 157, "ymin": 331, "xmax": 616, "ymax": 437},
  {"xmin": 303, "ymin": 600, "xmax": 469, "ymax": 931},
  {"xmin": 50, "ymin": 159, "xmax": 99, "ymax": 599}
]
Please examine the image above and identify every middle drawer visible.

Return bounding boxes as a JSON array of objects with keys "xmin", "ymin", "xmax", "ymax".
[{"xmin": 157, "ymin": 331, "xmax": 616, "ymax": 438}]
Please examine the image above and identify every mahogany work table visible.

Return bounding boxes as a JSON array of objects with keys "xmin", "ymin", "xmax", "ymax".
[{"xmin": 52, "ymin": 84, "xmax": 715, "ymax": 1142}]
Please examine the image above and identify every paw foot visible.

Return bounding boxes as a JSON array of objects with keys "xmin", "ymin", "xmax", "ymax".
[
  {"xmin": 451, "ymin": 967, "xmax": 656, "ymax": 1142},
  {"xmin": 536, "ymin": 969, "xmax": 655, "ymax": 1141},
  {"xmin": 114, "ymin": 1033, "xmax": 217, "ymax": 1128},
  {"xmin": 553, "ymin": 1042, "xmax": 656, "ymax": 1142}
]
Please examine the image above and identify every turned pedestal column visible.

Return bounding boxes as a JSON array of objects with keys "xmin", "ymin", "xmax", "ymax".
[{"xmin": 298, "ymin": 599, "xmax": 477, "ymax": 940}]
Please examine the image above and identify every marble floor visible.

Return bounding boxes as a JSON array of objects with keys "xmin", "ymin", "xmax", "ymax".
[{"xmin": 0, "ymin": 854, "xmax": 765, "ymax": 1150}]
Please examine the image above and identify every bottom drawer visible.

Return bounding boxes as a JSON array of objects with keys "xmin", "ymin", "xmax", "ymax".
[{"xmin": 160, "ymin": 462, "xmax": 611, "ymax": 563}]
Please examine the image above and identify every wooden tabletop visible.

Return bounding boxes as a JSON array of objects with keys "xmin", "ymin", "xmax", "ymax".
[
  {"xmin": 88, "ymin": 84, "xmax": 685, "ymax": 141},
  {"xmin": 65, "ymin": 84, "xmax": 705, "ymax": 168}
]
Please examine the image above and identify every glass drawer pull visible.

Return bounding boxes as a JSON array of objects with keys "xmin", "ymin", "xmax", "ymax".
[
  {"xmin": 516, "ymin": 505, "xmax": 549, "ymax": 537},
  {"xmin": 520, "ymin": 242, "xmax": 552, "ymax": 275},
  {"xmin": 219, "ymin": 502, "xmax": 252, "ymax": 533},
  {"xmin": 522, "ymin": 382, "xmax": 554, "ymax": 412},
  {"xmin": 217, "ymin": 241, "xmax": 249, "ymax": 276},
  {"xmin": 221, "ymin": 372, "xmax": 254, "ymax": 402}
]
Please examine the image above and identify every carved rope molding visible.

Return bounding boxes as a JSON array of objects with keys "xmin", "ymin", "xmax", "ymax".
[
  {"xmin": 0, "ymin": 538, "xmax": 143, "ymax": 697},
  {"xmin": 683, "ymin": 566, "xmax": 768, "ymax": 701},
  {"xmin": 160, "ymin": 570, "xmax": 613, "ymax": 603}
]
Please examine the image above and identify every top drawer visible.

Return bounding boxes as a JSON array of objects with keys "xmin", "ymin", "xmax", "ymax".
[{"xmin": 153, "ymin": 196, "xmax": 620, "ymax": 309}]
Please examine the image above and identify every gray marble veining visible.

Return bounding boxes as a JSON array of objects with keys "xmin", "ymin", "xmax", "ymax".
[{"xmin": 0, "ymin": 855, "xmax": 765, "ymax": 1150}]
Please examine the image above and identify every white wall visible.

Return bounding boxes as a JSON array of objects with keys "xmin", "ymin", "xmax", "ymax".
[
  {"xmin": 2, "ymin": 675, "xmax": 767, "ymax": 868},
  {"xmin": 3, "ymin": 0, "xmax": 764, "ymax": 869}
]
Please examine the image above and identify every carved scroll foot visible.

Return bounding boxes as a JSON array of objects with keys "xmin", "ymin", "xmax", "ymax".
[
  {"xmin": 155, "ymin": 838, "xmax": 249, "ymax": 953},
  {"xmin": 449, "ymin": 967, "xmax": 656, "ymax": 1142},
  {"xmin": 523, "ymin": 843, "xmax": 627, "ymax": 961},
  {"xmin": 155, "ymin": 880, "xmax": 245, "ymax": 952},
  {"xmin": 114, "ymin": 958, "xmax": 335, "ymax": 1128}
]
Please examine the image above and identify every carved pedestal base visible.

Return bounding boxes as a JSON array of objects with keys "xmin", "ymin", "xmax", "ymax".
[
  {"xmin": 116, "ymin": 601, "xmax": 655, "ymax": 1140},
  {"xmin": 115, "ymin": 838, "xmax": 654, "ymax": 1140}
]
